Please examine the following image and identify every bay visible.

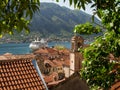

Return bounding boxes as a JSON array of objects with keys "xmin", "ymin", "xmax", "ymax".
[{"xmin": 0, "ymin": 41, "xmax": 71, "ymax": 55}]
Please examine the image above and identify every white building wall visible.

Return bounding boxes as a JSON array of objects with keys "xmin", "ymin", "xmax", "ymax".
[
  {"xmin": 70, "ymin": 53, "xmax": 75, "ymax": 75},
  {"xmin": 63, "ymin": 66, "xmax": 70, "ymax": 78}
]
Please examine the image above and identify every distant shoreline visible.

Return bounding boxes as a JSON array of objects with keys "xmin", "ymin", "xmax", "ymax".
[{"xmin": 0, "ymin": 42, "xmax": 71, "ymax": 55}]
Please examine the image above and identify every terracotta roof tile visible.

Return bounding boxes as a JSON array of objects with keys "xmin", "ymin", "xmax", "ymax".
[
  {"xmin": 52, "ymin": 60, "xmax": 63, "ymax": 66},
  {"xmin": 0, "ymin": 56, "xmax": 46, "ymax": 90},
  {"xmin": 34, "ymin": 47, "xmax": 59, "ymax": 55},
  {"xmin": 44, "ymin": 60, "xmax": 57, "ymax": 67},
  {"xmin": 111, "ymin": 80, "xmax": 120, "ymax": 90}
]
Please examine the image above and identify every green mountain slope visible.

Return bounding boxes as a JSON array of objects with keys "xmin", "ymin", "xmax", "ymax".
[
  {"xmin": 0, "ymin": 3, "xmax": 101, "ymax": 43},
  {"xmin": 30, "ymin": 3, "xmax": 100, "ymax": 37}
]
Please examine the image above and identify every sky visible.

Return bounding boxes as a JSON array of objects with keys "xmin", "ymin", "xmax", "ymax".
[{"xmin": 40, "ymin": 0, "xmax": 94, "ymax": 15}]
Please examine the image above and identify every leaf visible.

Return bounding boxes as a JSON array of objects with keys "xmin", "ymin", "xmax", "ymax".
[
  {"xmin": 0, "ymin": 34, "xmax": 3, "ymax": 38},
  {"xmin": 81, "ymin": 0, "xmax": 86, "ymax": 10},
  {"xmin": 9, "ymin": 31, "xmax": 13, "ymax": 35},
  {"xmin": 25, "ymin": 29, "xmax": 30, "ymax": 34},
  {"xmin": 86, "ymin": 0, "xmax": 92, "ymax": 3},
  {"xmin": 82, "ymin": 4, "xmax": 85, "ymax": 10},
  {"xmin": 74, "ymin": 0, "xmax": 77, "ymax": 5},
  {"xmin": 91, "ymin": 3, "xmax": 96, "ymax": 8},
  {"xmin": 69, "ymin": 0, "xmax": 72, "ymax": 5},
  {"xmin": 92, "ymin": 15, "xmax": 94, "ymax": 22},
  {"xmin": 77, "ymin": 1, "xmax": 81, "ymax": 9},
  {"xmin": 56, "ymin": 0, "xmax": 59, "ymax": 2},
  {"xmin": 74, "ymin": 0, "xmax": 77, "ymax": 8},
  {"xmin": 97, "ymin": 10, "xmax": 101, "ymax": 18}
]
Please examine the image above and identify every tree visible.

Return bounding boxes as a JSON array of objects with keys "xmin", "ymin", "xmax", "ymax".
[
  {"xmin": 60, "ymin": 0, "xmax": 120, "ymax": 89},
  {"xmin": 0, "ymin": 0, "xmax": 40, "ymax": 37}
]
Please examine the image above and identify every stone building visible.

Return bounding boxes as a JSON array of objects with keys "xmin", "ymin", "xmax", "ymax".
[{"xmin": 70, "ymin": 35, "xmax": 84, "ymax": 75}]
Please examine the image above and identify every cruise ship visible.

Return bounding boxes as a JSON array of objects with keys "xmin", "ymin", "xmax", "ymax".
[{"xmin": 29, "ymin": 38, "xmax": 48, "ymax": 51}]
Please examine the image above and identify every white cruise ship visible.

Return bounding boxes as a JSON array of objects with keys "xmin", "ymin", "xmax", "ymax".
[{"xmin": 29, "ymin": 38, "xmax": 48, "ymax": 51}]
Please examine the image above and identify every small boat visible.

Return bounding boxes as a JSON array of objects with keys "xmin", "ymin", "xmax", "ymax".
[{"xmin": 29, "ymin": 38, "xmax": 48, "ymax": 51}]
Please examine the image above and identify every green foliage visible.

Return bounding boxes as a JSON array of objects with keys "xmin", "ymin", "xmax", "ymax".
[
  {"xmin": 54, "ymin": 45, "xmax": 66, "ymax": 50},
  {"xmin": 74, "ymin": 22, "xmax": 101, "ymax": 34},
  {"xmin": 81, "ymin": 31, "xmax": 120, "ymax": 89},
  {"xmin": 57, "ymin": 0, "xmax": 92, "ymax": 10},
  {"xmin": 69, "ymin": 0, "xmax": 120, "ymax": 89},
  {"xmin": 0, "ymin": 0, "xmax": 40, "ymax": 37}
]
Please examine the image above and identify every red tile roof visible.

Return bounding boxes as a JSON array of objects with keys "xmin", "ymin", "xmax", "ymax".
[
  {"xmin": 52, "ymin": 60, "xmax": 63, "ymax": 66},
  {"xmin": 34, "ymin": 47, "xmax": 58, "ymax": 55},
  {"xmin": 111, "ymin": 80, "xmax": 120, "ymax": 90},
  {"xmin": 43, "ymin": 72, "xmax": 65, "ymax": 88},
  {"xmin": 58, "ymin": 49, "xmax": 70, "ymax": 55},
  {"xmin": 63, "ymin": 59, "xmax": 70, "ymax": 66},
  {"xmin": 34, "ymin": 47, "xmax": 70, "ymax": 67},
  {"xmin": 44, "ymin": 60, "xmax": 57, "ymax": 67},
  {"xmin": 44, "ymin": 72, "xmax": 58, "ymax": 84},
  {"xmin": 0, "ymin": 55, "xmax": 46, "ymax": 90},
  {"xmin": 0, "ymin": 54, "xmax": 35, "ymax": 61}
]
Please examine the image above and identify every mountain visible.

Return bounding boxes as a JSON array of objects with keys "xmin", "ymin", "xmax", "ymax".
[
  {"xmin": 0, "ymin": 3, "xmax": 101, "ymax": 43},
  {"xmin": 30, "ymin": 3, "xmax": 101, "ymax": 37}
]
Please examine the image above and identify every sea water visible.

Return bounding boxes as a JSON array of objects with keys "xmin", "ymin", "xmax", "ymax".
[{"xmin": 0, "ymin": 42, "xmax": 71, "ymax": 55}]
